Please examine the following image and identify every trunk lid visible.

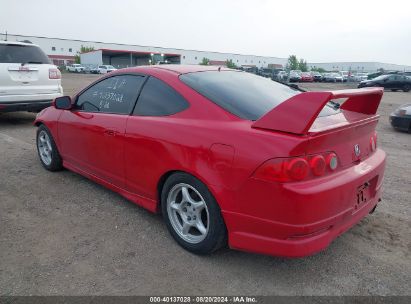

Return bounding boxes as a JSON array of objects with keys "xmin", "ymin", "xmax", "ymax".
[
  {"xmin": 308, "ymin": 111, "xmax": 378, "ymax": 167},
  {"xmin": 251, "ymin": 87, "xmax": 383, "ymax": 166}
]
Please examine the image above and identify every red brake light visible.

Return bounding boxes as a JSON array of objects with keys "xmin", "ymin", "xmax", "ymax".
[
  {"xmin": 287, "ymin": 158, "xmax": 309, "ymax": 180},
  {"xmin": 49, "ymin": 68, "xmax": 61, "ymax": 79},
  {"xmin": 310, "ymin": 155, "xmax": 326, "ymax": 176},
  {"xmin": 253, "ymin": 152, "xmax": 338, "ymax": 183}
]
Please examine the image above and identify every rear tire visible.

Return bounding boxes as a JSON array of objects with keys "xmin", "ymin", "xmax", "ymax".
[
  {"xmin": 403, "ymin": 85, "xmax": 410, "ymax": 92},
  {"xmin": 161, "ymin": 172, "xmax": 227, "ymax": 255},
  {"xmin": 36, "ymin": 125, "xmax": 63, "ymax": 171}
]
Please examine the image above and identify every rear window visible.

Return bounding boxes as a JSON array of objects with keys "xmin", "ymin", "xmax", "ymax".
[
  {"xmin": 180, "ymin": 71, "xmax": 340, "ymax": 120},
  {"xmin": 180, "ymin": 71, "xmax": 300, "ymax": 120},
  {"xmin": 0, "ymin": 44, "xmax": 51, "ymax": 64}
]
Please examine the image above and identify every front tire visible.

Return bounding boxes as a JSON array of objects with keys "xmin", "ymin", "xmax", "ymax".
[
  {"xmin": 161, "ymin": 172, "xmax": 227, "ymax": 255},
  {"xmin": 36, "ymin": 125, "xmax": 63, "ymax": 171},
  {"xmin": 403, "ymin": 85, "xmax": 410, "ymax": 92}
]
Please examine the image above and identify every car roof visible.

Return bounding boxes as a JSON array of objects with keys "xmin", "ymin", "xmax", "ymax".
[
  {"xmin": 0, "ymin": 40, "xmax": 39, "ymax": 47},
  {"xmin": 126, "ymin": 64, "xmax": 233, "ymax": 75}
]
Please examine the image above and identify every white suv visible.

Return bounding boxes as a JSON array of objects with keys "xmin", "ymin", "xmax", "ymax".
[
  {"xmin": 66, "ymin": 63, "xmax": 85, "ymax": 73},
  {"xmin": 0, "ymin": 40, "xmax": 63, "ymax": 112},
  {"xmin": 97, "ymin": 65, "xmax": 117, "ymax": 74}
]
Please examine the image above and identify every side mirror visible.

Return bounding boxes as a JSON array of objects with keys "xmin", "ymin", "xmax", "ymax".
[{"xmin": 54, "ymin": 96, "xmax": 72, "ymax": 110}]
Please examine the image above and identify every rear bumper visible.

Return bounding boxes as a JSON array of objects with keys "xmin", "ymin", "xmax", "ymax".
[
  {"xmin": 0, "ymin": 100, "xmax": 54, "ymax": 112},
  {"xmin": 0, "ymin": 92, "xmax": 62, "ymax": 112},
  {"xmin": 224, "ymin": 149, "xmax": 386, "ymax": 258}
]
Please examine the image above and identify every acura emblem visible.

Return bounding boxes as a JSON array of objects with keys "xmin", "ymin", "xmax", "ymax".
[{"xmin": 354, "ymin": 144, "xmax": 361, "ymax": 157}]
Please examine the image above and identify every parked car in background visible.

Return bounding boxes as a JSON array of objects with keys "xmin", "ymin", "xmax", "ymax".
[
  {"xmin": 34, "ymin": 65, "xmax": 386, "ymax": 258},
  {"xmin": 358, "ymin": 74, "xmax": 411, "ymax": 92},
  {"xmin": 311, "ymin": 71, "xmax": 323, "ymax": 82},
  {"xmin": 289, "ymin": 70, "xmax": 302, "ymax": 82},
  {"xmin": 66, "ymin": 64, "xmax": 85, "ymax": 73},
  {"xmin": 354, "ymin": 73, "xmax": 368, "ymax": 82},
  {"xmin": 276, "ymin": 71, "xmax": 288, "ymax": 82},
  {"xmin": 260, "ymin": 68, "xmax": 273, "ymax": 78},
  {"xmin": 89, "ymin": 65, "xmax": 100, "ymax": 74},
  {"xmin": 390, "ymin": 104, "xmax": 411, "ymax": 132},
  {"xmin": 300, "ymin": 72, "xmax": 314, "ymax": 82},
  {"xmin": 340, "ymin": 71, "xmax": 350, "ymax": 82},
  {"xmin": 0, "ymin": 40, "xmax": 63, "ymax": 112},
  {"xmin": 96, "ymin": 65, "xmax": 117, "ymax": 74},
  {"xmin": 323, "ymin": 73, "xmax": 343, "ymax": 82}
]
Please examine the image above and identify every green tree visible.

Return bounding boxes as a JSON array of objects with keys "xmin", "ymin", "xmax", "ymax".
[
  {"xmin": 200, "ymin": 57, "xmax": 210, "ymax": 65},
  {"xmin": 225, "ymin": 59, "xmax": 237, "ymax": 69},
  {"xmin": 286, "ymin": 55, "xmax": 299, "ymax": 71},
  {"xmin": 298, "ymin": 59, "xmax": 308, "ymax": 72},
  {"xmin": 74, "ymin": 45, "xmax": 95, "ymax": 64}
]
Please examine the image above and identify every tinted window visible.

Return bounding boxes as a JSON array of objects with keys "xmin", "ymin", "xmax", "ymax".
[
  {"xmin": 76, "ymin": 75, "xmax": 145, "ymax": 114},
  {"xmin": 180, "ymin": 71, "xmax": 300, "ymax": 120},
  {"xmin": 180, "ymin": 71, "xmax": 340, "ymax": 120},
  {"xmin": 134, "ymin": 77, "xmax": 189, "ymax": 116},
  {"xmin": 0, "ymin": 44, "xmax": 51, "ymax": 64}
]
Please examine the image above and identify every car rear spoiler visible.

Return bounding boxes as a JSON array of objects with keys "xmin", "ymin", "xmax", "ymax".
[{"xmin": 251, "ymin": 87, "xmax": 383, "ymax": 135}]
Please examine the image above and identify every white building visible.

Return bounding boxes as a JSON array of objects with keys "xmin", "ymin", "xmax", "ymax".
[
  {"xmin": 1, "ymin": 33, "xmax": 410, "ymax": 72},
  {"xmin": 0, "ymin": 33, "xmax": 286, "ymax": 69},
  {"xmin": 309, "ymin": 62, "xmax": 411, "ymax": 73}
]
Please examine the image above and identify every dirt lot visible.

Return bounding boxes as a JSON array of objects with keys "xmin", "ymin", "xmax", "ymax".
[{"xmin": 0, "ymin": 73, "xmax": 410, "ymax": 296}]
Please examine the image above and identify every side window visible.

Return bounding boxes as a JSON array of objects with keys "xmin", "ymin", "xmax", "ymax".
[
  {"xmin": 76, "ymin": 75, "xmax": 145, "ymax": 114},
  {"xmin": 134, "ymin": 77, "xmax": 189, "ymax": 116}
]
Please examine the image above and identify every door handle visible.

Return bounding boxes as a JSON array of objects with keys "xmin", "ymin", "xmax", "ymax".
[{"xmin": 104, "ymin": 129, "xmax": 117, "ymax": 136}]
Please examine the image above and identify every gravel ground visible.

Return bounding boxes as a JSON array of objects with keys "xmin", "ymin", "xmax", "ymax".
[{"xmin": 0, "ymin": 73, "xmax": 410, "ymax": 296}]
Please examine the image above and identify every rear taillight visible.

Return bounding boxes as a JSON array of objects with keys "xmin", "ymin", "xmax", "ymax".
[
  {"xmin": 370, "ymin": 132, "xmax": 377, "ymax": 152},
  {"xmin": 310, "ymin": 155, "xmax": 326, "ymax": 176},
  {"xmin": 49, "ymin": 68, "xmax": 61, "ymax": 79},
  {"xmin": 253, "ymin": 152, "xmax": 339, "ymax": 183}
]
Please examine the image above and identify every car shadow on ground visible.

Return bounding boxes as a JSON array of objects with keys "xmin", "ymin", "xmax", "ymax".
[{"xmin": 0, "ymin": 112, "xmax": 37, "ymax": 126}]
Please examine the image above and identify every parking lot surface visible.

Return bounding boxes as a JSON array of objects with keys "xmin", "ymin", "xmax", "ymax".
[{"xmin": 0, "ymin": 73, "xmax": 410, "ymax": 295}]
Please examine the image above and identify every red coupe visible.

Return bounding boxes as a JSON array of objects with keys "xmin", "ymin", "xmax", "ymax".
[
  {"xmin": 34, "ymin": 65, "xmax": 386, "ymax": 257},
  {"xmin": 300, "ymin": 72, "xmax": 314, "ymax": 82}
]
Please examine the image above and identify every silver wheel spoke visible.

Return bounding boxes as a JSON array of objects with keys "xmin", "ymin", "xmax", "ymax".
[
  {"xmin": 192, "ymin": 200, "xmax": 205, "ymax": 211},
  {"xmin": 181, "ymin": 186, "xmax": 195, "ymax": 204},
  {"xmin": 195, "ymin": 220, "xmax": 207, "ymax": 235},
  {"xmin": 182, "ymin": 222, "xmax": 191, "ymax": 235},
  {"xmin": 170, "ymin": 201, "xmax": 181, "ymax": 212}
]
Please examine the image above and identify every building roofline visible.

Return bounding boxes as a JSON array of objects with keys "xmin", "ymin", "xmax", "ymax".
[
  {"xmin": 2, "ymin": 33, "xmax": 287, "ymax": 61},
  {"xmin": 309, "ymin": 61, "xmax": 411, "ymax": 67}
]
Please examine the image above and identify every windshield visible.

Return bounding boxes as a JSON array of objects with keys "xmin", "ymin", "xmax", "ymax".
[
  {"xmin": 0, "ymin": 44, "xmax": 50, "ymax": 64},
  {"xmin": 372, "ymin": 75, "xmax": 389, "ymax": 81}
]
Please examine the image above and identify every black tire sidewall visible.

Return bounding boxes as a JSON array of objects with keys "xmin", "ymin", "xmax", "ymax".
[
  {"xmin": 36, "ymin": 125, "xmax": 63, "ymax": 171},
  {"xmin": 161, "ymin": 172, "xmax": 227, "ymax": 255}
]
